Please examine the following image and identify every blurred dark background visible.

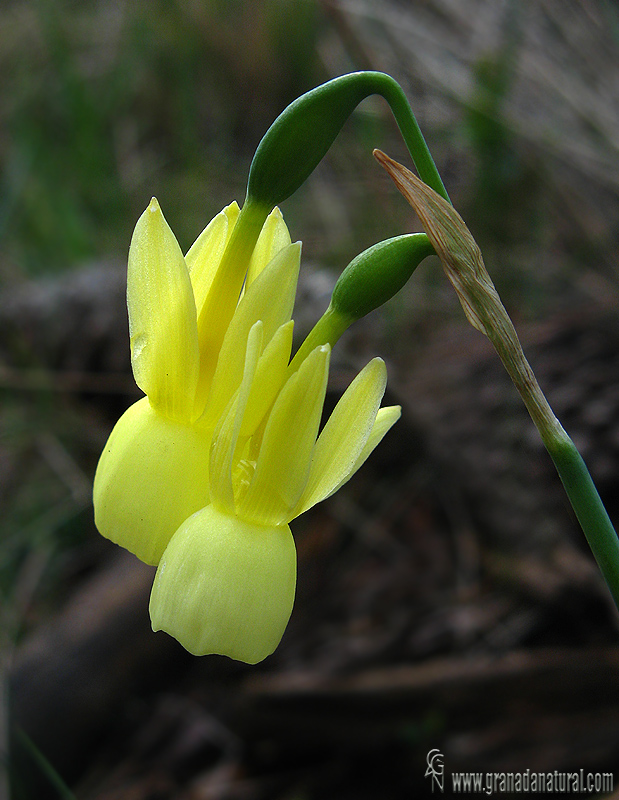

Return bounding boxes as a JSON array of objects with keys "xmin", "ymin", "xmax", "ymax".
[{"xmin": 2, "ymin": 0, "xmax": 619, "ymax": 797}]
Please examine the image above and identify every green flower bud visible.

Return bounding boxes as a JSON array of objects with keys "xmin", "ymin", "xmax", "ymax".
[
  {"xmin": 289, "ymin": 233, "xmax": 434, "ymax": 371},
  {"xmin": 331, "ymin": 233, "xmax": 435, "ymax": 321},
  {"xmin": 247, "ymin": 71, "xmax": 448, "ymax": 208}
]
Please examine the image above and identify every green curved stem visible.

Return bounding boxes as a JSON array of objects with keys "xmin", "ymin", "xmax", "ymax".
[
  {"xmin": 547, "ymin": 433, "xmax": 619, "ymax": 608},
  {"xmin": 368, "ymin": 73, "xmax": 450, "ymax": 203},
  {"xmin": 247, "ymin": 71, "xmax": 449, "ymax": 208},
  {"xmin": 288, "ymin": 306, "xmax": 352, "ymax": 373}
]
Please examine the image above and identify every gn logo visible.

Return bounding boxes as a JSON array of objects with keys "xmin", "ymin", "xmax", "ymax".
[{"xmin": 425, "ymin": 749, "xmax": 444, "ymax": 793}]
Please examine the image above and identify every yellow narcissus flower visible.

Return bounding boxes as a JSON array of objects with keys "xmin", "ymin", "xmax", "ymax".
[
  {"xmin": 94, "ymin": 192, "xmax": 401, "ymax": 665},
  {"xmin": 149, "ymin": 320, "xmax": 401, "ymax": 663},
  {"xmin": 93, "ymin": 199, "xmax": 297, "ymax": 565}
]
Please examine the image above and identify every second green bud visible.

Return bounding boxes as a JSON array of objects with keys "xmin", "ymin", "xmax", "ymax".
[
  {"xmin": 291, "ymin": 233, "xmax": 435, "ymax": 370},
  {"xmin": 331, "ymin": 232, "xmax": 435, "ymax": 321}
]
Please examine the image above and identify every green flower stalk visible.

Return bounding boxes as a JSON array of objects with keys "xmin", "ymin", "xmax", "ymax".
[{"xmin": 375, "ymin": 148, "xmax": 619, "ymax": 608}]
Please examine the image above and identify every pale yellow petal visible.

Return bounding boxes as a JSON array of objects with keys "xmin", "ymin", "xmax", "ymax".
[
  {"xmin": 194, "ymin": 201, "xmax": 271, "ymax": 402},
  {"xmin": 201, "ymin": 242, "xmax": 301, "ymax": 427},
  {"xmin": 223, "ymin": 200, "xmax": 241, "ymax": 243},
  {"xmin": 185, "ymin": 206, "xmax": 233, "ymax": 318},
  {"xmin": 209, "ymin": 321, "xmax": 263, "ymax": 513},
  {"xmin": 93, "ymin": 397, "xmax": 211, "ymax": 566},
  {"xmin": 246, "ymin": 206, "xmax": 291, "ymax": 287},
  {"xmin": 292, "ymin": 358, "xmax": 387, "ymax": 518},
  {"xmin": 325, "ymin": 405, "xmax": 401, "ymax": 501},
  {"xmin": 240, "ymin": 320, "xmax": 294, "ymax": 437},
  {"xmin": 238, "ymin": 345, "xmax": 330, "ymax": 526},
  {"xmin": 150, "ymin": 505, "xmax": 296, "ymax": 664},
  {"xmin": 127, "ymin": 198, "xmax": 199, "ymax": 422}
]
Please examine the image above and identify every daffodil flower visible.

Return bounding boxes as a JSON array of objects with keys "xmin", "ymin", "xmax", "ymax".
[
  {"xmin": 149, "ymin": 319, "xmax": 401, "ymax": 663},
  {"xmin": 93, "ymin": 198, "xmax": 297, "ymax": 565},
  {"xmin": 93, "ymin": 70, "xmax": 446, "ymax": 662}
]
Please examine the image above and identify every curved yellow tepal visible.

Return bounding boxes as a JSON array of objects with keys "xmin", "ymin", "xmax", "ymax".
[
  {"xmin": 93, "ymin": 397, "xmax": 211, "ymax": 565},
  {"xmin": 246, "ymin": 206, "xmax": 291, "ymax": 287},
  {"xmin": 293, "ymin": 357, "xmax": 387, "ymax": 516},
  {"xmin": 208, "ymin": 321, "xmax": 264, "ymax": 515},
  {"xmin": 240, "ymin": 320, "xmax": 294, "ymax": 437},
  {"xmin": 222, "ymin": 200, "xmax": 241, "ymax": 240},
  {"xmin": 202, "ymin": 242, "xmax": 301, "ymax": 427},
  {"xmin": 185, "ymin": 205, "xmax": 234, "ymax": 317},
  {"xmin": 127, "ymin": 198, "xmax": 200, "ymax": 422},
  {"xmin": 237, "ymin": 345, "xmax": 330, "ymax": 526},
  {"xmin": 344, "ymin": 405, "xmax": 402, "ymax": 483},
  {"xmin": 150, "ymin": 505, "xmax": 296, "ymax": 664}
]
